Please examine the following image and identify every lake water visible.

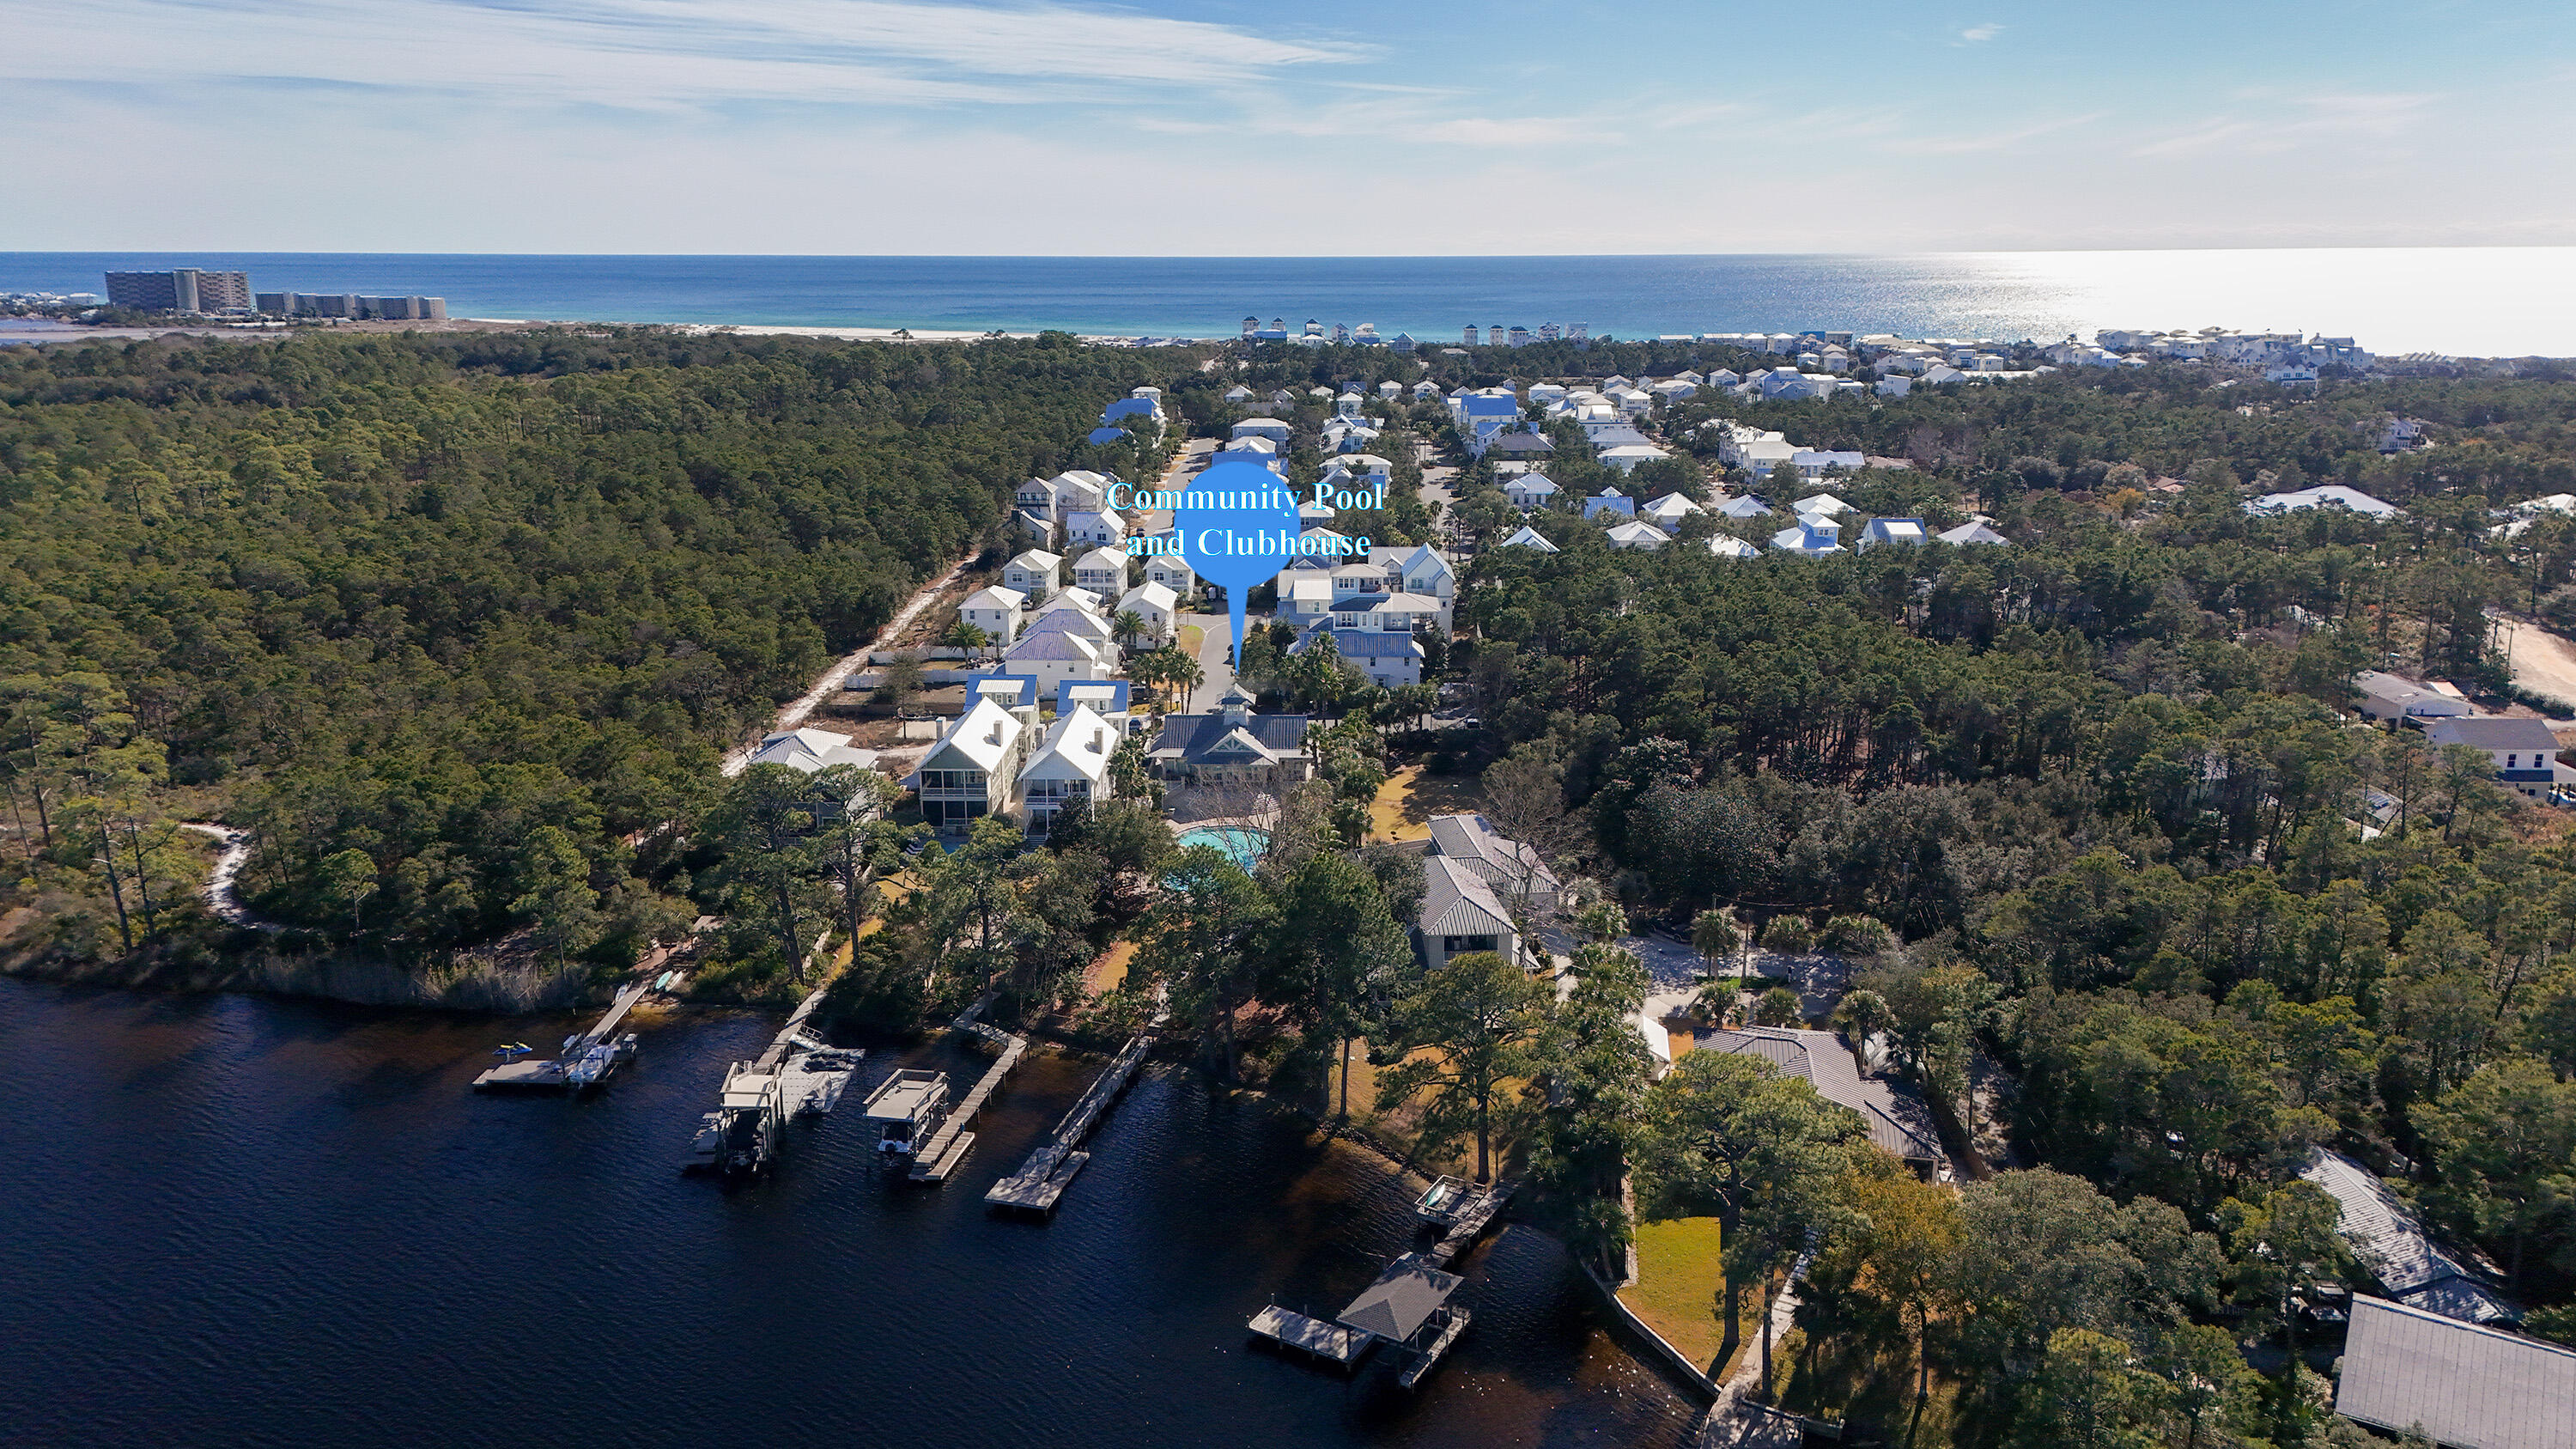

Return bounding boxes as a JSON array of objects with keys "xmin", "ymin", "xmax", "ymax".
[
  {"xmin": 3, "ymin": 250, "xmax": 2570, "ymax": 356},
  {"xmin": 0, "ymin": 977, "xmax": 1701, "ymax": 1449}
]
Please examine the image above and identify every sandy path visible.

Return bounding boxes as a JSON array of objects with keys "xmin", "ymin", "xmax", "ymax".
[
  {"xmin": 2495, "ymin": 612, "xmax": 2576, "ymax": 714},
  {"xmin": 722, "ymin": 556, "xmax": 974, "ymax": 776}
]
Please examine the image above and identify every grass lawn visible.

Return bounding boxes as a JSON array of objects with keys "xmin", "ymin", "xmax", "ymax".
[
  {"xmin": 1084, "ymin": 939, "xmax": 1136, "ymax": 995},
  {"xmin": 1177, "ymin": 624, "xmax": 1205, "ymax": 654},
  {"xmin": 1622, "ymin": 1217, "xmax": 1729, "ymax": 1373}
]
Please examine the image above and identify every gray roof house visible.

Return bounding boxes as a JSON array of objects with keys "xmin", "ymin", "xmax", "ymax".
[
  {"xmin": 1697, "ymin": 1026, "xmax": 1946, "ymax": 1171},
  {"xmin": 1417, "ymin": 854, "xmax": 1523, "ymax": 971},
  {"xmin": 2334, "ymin": 1295, "xmax": 2573, "ymax": 1449},
  {"xmin": 1145, "ymin": 686, "xmax": 1313, "ymax": 788},
  {"xmin": 2353, "ymin": 670, "xmax": 2474, "ymax": 724},
  {"xmin": 1426, "ymin": 813, "xmax": 1559, "ymax": 908},
  {"xmin": 2301, "ymin": 1148, "xmax": 2519, "ymax": 1324}
]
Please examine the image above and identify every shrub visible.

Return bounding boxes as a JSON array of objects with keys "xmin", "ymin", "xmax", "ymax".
[{"xmin": 1759, "ymin": 915, "xmax": 1815, "ymax": 954}]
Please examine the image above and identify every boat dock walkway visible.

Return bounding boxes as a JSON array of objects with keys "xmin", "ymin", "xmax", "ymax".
[
  {"xmin": 907, "ymin": 996, "xmax": 1028, "ymax": 1184},
  {"xmin": 1425, "ymin": 1181, "xmax": 1514, "ymax": 1269},
  {"xmin": 1248, "ymin": 1305, "xmax": 1371, "ymax": 1367},
  {"xmin": 683, "ymin": 978, "xmax": 863, "ymax": 1175},
  {"xmin": 987, "ymin": 1033, "xmax": 1153, "ymax": 1214},
  {"xmin": 473, "ymin": 980, "xmax": 652, "ymax": 1092}
]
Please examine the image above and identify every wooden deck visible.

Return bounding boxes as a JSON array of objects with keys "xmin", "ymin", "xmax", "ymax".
[
  {"xmin": 1425, "ymin": 1181, "xmax": 1514, "ymax": 1269},
  {"xmin": 1248, "ymin": 1305, "xmax": 1371, "ymax": 1367},
  {"xmin": 985, "ymin": 1034, "xmax": 1151, "ymax": 1214},
  {"xmin": 471, "ymin": 981, "xmax": 650, "ymax": 1091},
  {"xmin": 906, "ymin": 1002, "xmax": 1027, "ymax": 1184},
  {"xmin": 1399, "ymin": 1307, "xmax": 1471, "ymax": 1389}
]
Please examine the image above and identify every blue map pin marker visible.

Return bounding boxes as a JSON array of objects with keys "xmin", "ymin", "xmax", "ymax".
[{"xmin": 1174, "ymin": 458, "xmax": 1305, "ymax": 668}]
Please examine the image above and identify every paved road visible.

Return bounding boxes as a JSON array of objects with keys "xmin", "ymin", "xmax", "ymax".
[{"xmin": 1179, "ymin": 608, "xmax": 1237, "ymax": 711}]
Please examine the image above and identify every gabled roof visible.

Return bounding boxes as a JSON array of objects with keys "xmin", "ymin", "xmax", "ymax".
[
  {"xmin": 748, "ymin": 727, "xmax": 878, "ymax": 775},
  {"xmin": 1149, "ymin": 707, "xmax": 1309, "ymax": 762},
  {"xmin": 1707, "ymin": 534, "xmax": 1759, "ymax": 559},
  {"xmin": 1294, "ymin": 626, "xmax": 1424, "ymax": 661},
  {"xmin": 1427, "ymin": 813, "xmax": 1559, "ymax": 897},
  {"xmin": 2246, "ymin": 484, "xmax": 2402, "ymax": 517},
  {"xmin": 1460, "ymin": 394, "xmax": 1520, "ymax": 417},
  {"xmin": 1607, "ymin": 520, "xmax": 1668, "ymax": 548},
  {"xmin": 2425, "ymin": 715, "xmax": 2560, "ymax": 752},
  {"xmin": 1421, "ymin": 855, "xmax": 1516, "ymax": 939},
  {"xmin": 1700, "ymin": 1027, "xmax": 1942, "ymax": 1162},
  {"xmin": 960, "ymin": 586, "xmax": 1026, "ymax": 612},
  {"xmin": 2336, "ymin": 1296, "xmax": 2570, "ymax": 1449},
  {"xmin": 1501, "ymin": 524, "xmax": 1559, "ymax": 552},
  {"xmin": 1119, "ymin": 580, "xmax": 1178, "ymax": 613},
  {"xmin": 1794, "ymin": 492, "xmax": 1853, "ymax": 515},
  {"xmin": 1504, "ymin": 473, "xmax": 1559, "ymax": 495},
  {"xmin": 1004, "ymin": 630, "xmax": 1105, "ymax": 664},
  {"xmin": 1006, "ymin": 549, "xmax": 1061, "ymax": 573},
  {"xmin": 1715, "ymin": 496, "xmax": 1774, "ymax": 519},
  {"xmin": 1021, "ymin": 703, "xmax": 1118, "ymax": 786},
  {"xmin": 1936, "ymin": 521, "xmax": 2008, "ymax": 546},
  {"xmin": 914, "ymin": 697, "xmax": 1024, "ymax": 776},
  {"xmin": 1072, "ymin": 545, "xmax": 1127, "ymax": 574},
  {"xmin": 2301, "ymin": 1149, "xmax": 2518, "ymax": 1324}
]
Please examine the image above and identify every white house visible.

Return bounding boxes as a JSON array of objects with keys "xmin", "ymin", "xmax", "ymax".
[
  {"xmin": 1003, "ymin": 550, "xmax": 1062, "ymax": 601},
  {"xmin": 1016, "ymin": 703, "xmax": 1119, "ymax": 837},
  {"xmin": 1772, "ymin": 516, "xmax": 1846, "ymax": 557},
  {"xmin": 1117, "ymin": 580, "xmax": 1180, "ymax": 642},
  {"xmin": 2246, "ymin": 485, "xmax": 2403, "ymax": 518},
  {"xmin": 1002, "ymin": 625, "xmax": 1116, "ymax": 692},
  {"xmin": 2423, "ymin": 716, "xmax": 2571, "ymax": 801},
  {"xmin": 1065, "ymin": 509, "xmax": 1127, "ymax": 549},
  {"xmin": 1794, "ymin": 492, "xmax": 1855, "ymax": 518},
  {"xmin": 1715, "ymin": 495, "xmax": 1775, "ymax": 520},
  {"xmin": 1500, "ymin": 524, "xmax": 1559, "ymax": 552},
  {"xmin": 1791, "ymin": 451, "xmax": 1864, "ymax": 481},
  {"xmin": 1278, "ymin": 573, "xmax": 1336, "ymax": 620},
  {"xmin": 1223, "ymin": 384, "xmax": 1253, "ymax": 403},
  {"xmin": 957, "ymin": 586, "xmax": 1027, "ymax": 646},
  {"xmin": 1230, "ymin": 417, "xmax": 1292, "ymax": 443},
  {"xmin": 1707, "ymin": 534, "xmax": 1759, "ymax": 559},
  {"xmin": 1504, "ymin": 474, "xmax": 1561, "ymax": 510},
  {"xmin": 1071, "ymin": 545, "xmax": 1129, "ymax": 596},
  {"xmin": 1392, "ymin": 543, "xmax": 1455, "ymax": 606},
  {"xmin": 1875, "ymin": 376, "xmax": 1914, "ymax": 398},
  {"xmin": 1737, "ymin": 439, "xmax": 1797, "ymax": 477},
  {"xmin": 1144, "ymin": 554, "xmax": 1197, "ymax": 596},
  {"xmin": 1606, "ymin": 520, "xmax": 1668, "ymax": 551},
  {"xmin": 1642, "ymin": 492, "xmax": 1705, "ymax": 533},
  {"xmin": 1856, "ymin": 518, "xmax": 1929, "ymax": 551},
  {"xmin": 744, "ymin": 728, "xmax": 884, "ymax": 819},
  {"xmin": 906, "ymin": 697, "xmax": 1034, "ymax": 827},
  {"xmin": 1937, "ymin": 521, "xmax": 2009, "ymax": 546}
]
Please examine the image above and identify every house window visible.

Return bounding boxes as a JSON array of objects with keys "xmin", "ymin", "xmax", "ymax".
[{"xmin": 2508, "ymin": 754, "xmax": 2519, "ymax": 769}]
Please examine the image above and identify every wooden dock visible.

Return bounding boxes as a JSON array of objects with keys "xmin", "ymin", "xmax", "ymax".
[
  {"xmin": 1398, "ymin": 1307, "xmax": 1471, "ymax": 1388},
  {"xmin": 986, "ymin": 1034, "xmax": 1151, "ymax": 1214},
  {"xmin": 906, "ymin": 1001, "xmax": 1028, "ymax": 1184},
  {"xmin": 1248, "ymin": 1305, "xmax": 1372, "ymax": 1367},
  {"xmin": 1425, "ymin": 1181, "xmax": 1514, "ymax": 1269},
  {"xmin": 472, "ymin": 980, "xmax": 650, "ymax": 1092}
]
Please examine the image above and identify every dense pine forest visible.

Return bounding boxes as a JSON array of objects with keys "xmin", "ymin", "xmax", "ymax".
[{"xmin": 0, "ymin": 328, "xmax": 1191, "ymax": 961}]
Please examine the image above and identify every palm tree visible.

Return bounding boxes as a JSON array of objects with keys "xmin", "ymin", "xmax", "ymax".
[
  {"xmin": 1111, "ymin": 609, "xmax": 1149, "ymax": 652},
  {"xmin": 941, "ymin": 619, "xmax": 990, "ymax": 665}
]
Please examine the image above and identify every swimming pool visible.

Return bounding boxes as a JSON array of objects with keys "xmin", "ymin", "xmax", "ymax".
[{"xmin": 1175, "ymin": 825, "xmax": 1268, "ymax": 871}]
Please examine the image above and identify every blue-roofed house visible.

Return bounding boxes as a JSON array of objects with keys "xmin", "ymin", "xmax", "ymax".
[
  {"xmin": 1291, "ymin": 622, "xmax": 1425, "ymax": 689},
  {"xmin": 1583, "ymin": 487, "xmax": 1635, "ymax": 521}
]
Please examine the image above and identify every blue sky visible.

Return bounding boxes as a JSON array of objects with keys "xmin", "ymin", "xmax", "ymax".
[{"xmin": 4, "ymin": 0, "xmax": 2570, "ymax": 253}]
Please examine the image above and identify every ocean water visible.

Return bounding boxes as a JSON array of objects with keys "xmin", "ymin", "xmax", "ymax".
[{"xmin": 3, "ymin": 249, "xmax": 2570, "ymax": 356}]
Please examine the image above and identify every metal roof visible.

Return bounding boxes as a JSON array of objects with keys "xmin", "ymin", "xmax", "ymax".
[
  {"xmin": 1420, "ymin": 855, "xmax": 1515, "ymax": 939},
  {"xmin": 2336, "ymin": 1295, "xmax": 2574, "ymax": 1449}
]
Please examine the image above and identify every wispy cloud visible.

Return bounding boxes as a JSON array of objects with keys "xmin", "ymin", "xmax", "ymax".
[
  {"xmin": 1954, "ymin": 22, "xmax": 2003, "ymax": 44},
  {"xmin": 2130, "ymin": 91, "xmax": 2436, "ymax": 157},
  {"xmin": 1, "ymin": 0, "xmax": 1368, "ymax": 105},
  {"xmin": 1883, "ymin": 110, "xmax": 2108, "ymax": 155}
]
